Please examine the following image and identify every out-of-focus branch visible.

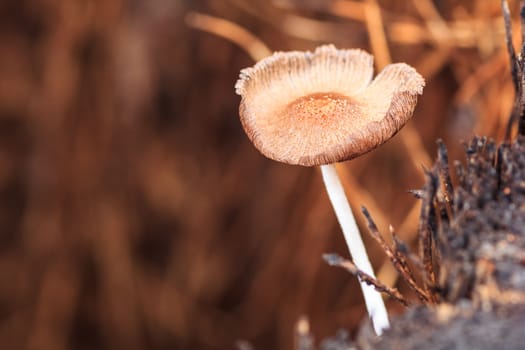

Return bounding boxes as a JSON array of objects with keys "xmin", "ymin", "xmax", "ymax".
[{"xmin": 185, "ymin": 12, "xmax": 271, "ymax": 61}]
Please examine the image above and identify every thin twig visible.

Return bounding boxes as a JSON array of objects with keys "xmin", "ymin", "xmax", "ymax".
[
  {"xmin": 437, "ymin": 140, "xmax": 454, "ymax": 215},
  {"xmin": 324, "ymin": 253, "xmax": 409, "ymax": 307},
  {"xmin": 502, "ymin": 0, "xmax": 520, "ymax": 139},
  {"xmin": 361, "ymin": 207, "xmax": 430, "ymax": 303},
  {"xmin": 519, "ymin": 0, "xmax": 525, "ymax": 135},
  {"xmin": 185, "ymin": 12, "xmax": 272, "ymax": 61},
  {"xmin": 520, "ymin": 0, "xmax": 525, "ymax": 61},
  {"xmin": 502, "ymin": 0, "xmax": 525, "ymax": 139},
  {"xmin": 411, "ymin": 0, "xmax": 452, "ymax": 45},
  {"xmin": 418, "ymin": 171, "xmax": 439, "ymax": 295},
  {"xmin": 391, "ymin": 229, "xmax": 424, "ymax": 272},
  {"xmin": 407, "ymin": 189, "xmax": 425, "ymax": 199},
  {"xmin": 502, "ymin": 0, "xmax": 519, "ymax": 91},
  {"xmin": 363, "ymin": 0, "xmax": 391, "ymax": 69}
]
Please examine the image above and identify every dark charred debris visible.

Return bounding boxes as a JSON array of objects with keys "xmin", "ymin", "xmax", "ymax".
[
  {"xmin": 363, "ymin": 136, "xmax": 525, "ymax": 349},
  {"xmin": 293, "ymin": 136, "xmax": 525, "ymax": 350}
]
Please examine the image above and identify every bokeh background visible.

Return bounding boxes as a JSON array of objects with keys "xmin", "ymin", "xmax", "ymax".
[{"xmin": 0, "ymin": 0, "xmax": 518, "ymax": 349}]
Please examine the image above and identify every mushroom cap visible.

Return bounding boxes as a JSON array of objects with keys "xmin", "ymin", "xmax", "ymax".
[{"xmin": 235, "ymin": 44, "xmax": 425, "ymax": 166}]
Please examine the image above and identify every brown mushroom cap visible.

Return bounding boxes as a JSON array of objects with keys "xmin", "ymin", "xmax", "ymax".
[{"xmin": 235, "ymin": 45, "xmax": 425, "ymax": 166}]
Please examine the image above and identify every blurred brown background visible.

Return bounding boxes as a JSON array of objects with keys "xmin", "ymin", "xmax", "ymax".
[{"xmin": 0, "ymin": 0, "xmax": 517, "ymax": 349}]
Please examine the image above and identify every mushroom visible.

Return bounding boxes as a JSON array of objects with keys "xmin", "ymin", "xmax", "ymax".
[{"xmin": 235, "ymin": 44, "xmax": 424, "ymax": 335}]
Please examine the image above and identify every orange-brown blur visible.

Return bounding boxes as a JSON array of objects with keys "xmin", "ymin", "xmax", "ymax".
[{"xmin": 0, "ymin": 0, "xmax": 516, "ymax": 349}]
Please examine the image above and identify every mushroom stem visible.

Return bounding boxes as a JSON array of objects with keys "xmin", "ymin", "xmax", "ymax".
[{"xmin": 320, "ymin": 163, "xmax": 390, "ymax": 335}]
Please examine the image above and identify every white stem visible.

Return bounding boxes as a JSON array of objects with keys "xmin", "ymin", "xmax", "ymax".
[{"xmin": 320, "ymin": 163, "xmax": 389, "ymax": 335}]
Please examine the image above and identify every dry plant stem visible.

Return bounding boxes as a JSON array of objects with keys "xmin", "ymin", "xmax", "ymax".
[
  {"xmin": 323, "ymin": 253, "xmax": 409, "ymax": 307},
  {"xmin": 418, "ymin": 171, "xmax": 439, "ymax": 301},
  {"xmin": 502, "ymin": 0, "xmax": 521, "ymax": 139},
  {"xmin": 185, "ymin": 12, "xmax": 271, "ymax": 60},
  {"xmin": 361, "ymin": 207, "xmax": 430, "ymax": 304},
  {"xmin": 502, "ymin": 0, "xmax": 525, "ymax": 138},
  {"xmin": 518, "ymin": 0, "xmax": 525, "ymax": 135},
  {"xmin": 437, "ymin": 140, "xmax": 454, "ymax": 222},
  {"xmin": 363, "ymin": 0, "xmax": 391, "ymax": 70},
  {"xmin": 320, "ymin": 163, "xmax": 389, "ymax": 335}
]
